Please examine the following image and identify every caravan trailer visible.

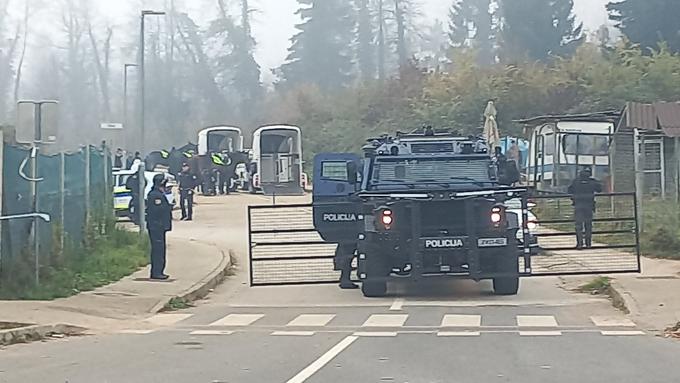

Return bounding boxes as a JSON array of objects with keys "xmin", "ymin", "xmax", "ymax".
[
  {"xmin": 520, "ymin": 113, "xmax": 618, "ymax": 191},
  {"xmin": 248, "ymin": 125, "xmax": 305, "ymax": 195}
]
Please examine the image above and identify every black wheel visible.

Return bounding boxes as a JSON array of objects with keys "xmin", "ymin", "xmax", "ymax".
[
  {"xmin": 493, "ymin": 236, "xmax": 520, "ymax": 295},
  {"xmin": 361, "ymin": 280, "xmax": 387, "ymax": 298},
  {"xmin": 493, "ymin": 276, "xmax": 519, "ymax": 295}
]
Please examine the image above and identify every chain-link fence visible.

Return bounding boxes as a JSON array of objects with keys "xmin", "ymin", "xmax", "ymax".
[{"xmin": 0, "ymin": 141, "xmax": 112, "ymax": 287}]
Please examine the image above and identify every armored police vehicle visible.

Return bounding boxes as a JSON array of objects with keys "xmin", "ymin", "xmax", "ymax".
[{"xmin": 312, "ymin": 128, "xmax": 530, "ymax": 297}]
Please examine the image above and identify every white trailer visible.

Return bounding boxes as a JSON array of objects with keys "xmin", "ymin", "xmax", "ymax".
[{"xmin": 248, "ymin": 125, "xmax": 306, "ymax": 195}]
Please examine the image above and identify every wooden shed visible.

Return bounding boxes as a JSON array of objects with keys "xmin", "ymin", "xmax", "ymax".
[{"xmin": 610, "ymin": 101, "xmax": 680, "ymax": 200}]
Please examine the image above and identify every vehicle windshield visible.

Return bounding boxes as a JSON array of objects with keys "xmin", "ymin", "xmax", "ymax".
[{"xmin": 371, "ymin": 157, "xmax": 495, "ymax": 188}]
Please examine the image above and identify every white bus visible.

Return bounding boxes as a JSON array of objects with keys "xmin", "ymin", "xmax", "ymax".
[
  {"xmin": 526, "ymin": 119, "xmax": 614, "ymax": 191},
  {"xmin": 247, "ymin": 124, "xmax": 306, "ymax": 195}
]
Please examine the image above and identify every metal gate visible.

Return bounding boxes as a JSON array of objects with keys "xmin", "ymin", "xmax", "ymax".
[
  {"xmin": 248, "ymin": 204, "xmax": 340, "ymax": 286},
  {"xmin": 524, "ymin": 192, "xmax": 641, "ymax": 276},
  {"xmin": 249, "ymin": 194, "xmax": 641, "ymax": 285}
]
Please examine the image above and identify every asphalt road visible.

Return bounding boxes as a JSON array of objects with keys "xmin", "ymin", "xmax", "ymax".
[{"xmin": 2, "ymin": 193, "xmax": 680, "ymax": 383}]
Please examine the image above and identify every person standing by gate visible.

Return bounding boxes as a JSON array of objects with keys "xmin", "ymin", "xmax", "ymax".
[
  {"xmin": 178, "ymin": 162, "xmax": 198, "ymax": 221},
  {"xmin": 568, "ymin": 167, "xmax": 602, "ymax": 250},
  {"xmin": 147, "ymin": 174, "xmax": 173, "ymax": 280},
  {"xmin": 335, "ymin": 243, "xmax": 358, "ymax": 289}
]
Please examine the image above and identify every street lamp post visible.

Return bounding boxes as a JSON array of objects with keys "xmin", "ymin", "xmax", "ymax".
[
  {"xmin": 139, "ymin": 10, "xmax": 165, "ymax": 156},
  {"xmin": 123, "ymin": 63, "xmax": 138, "ymax": 131}
]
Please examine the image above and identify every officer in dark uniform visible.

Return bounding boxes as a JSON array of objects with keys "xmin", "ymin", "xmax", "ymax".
[
  {"xmin": 147, "ymin": 174, "xmax": 173, "ymax": 280},
  {"xmin": 335, "ymin": 243, "xmax": 358, "ymax": 289},
  {"xmin": 568, "ymin": 167, "xmax": 602, "ymax": 249},
  {"xmin": 178, "ymin": 162, "xmax": 198, "ymax": 221}
]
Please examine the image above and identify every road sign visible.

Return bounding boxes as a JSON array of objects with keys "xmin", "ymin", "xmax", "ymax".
[
  {"xmin": 15, "ymin": 100, "xmax": 59, "ymax": 144},
  {"xmin": 100, "ymin": 123, "xmax": 124, "ymax": 130}
]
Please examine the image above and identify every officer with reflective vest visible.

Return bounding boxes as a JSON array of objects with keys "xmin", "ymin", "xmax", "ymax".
[
  {"xmin": 178, "ymin": 162, "xmax": 198, "ymax": 221},
  {"xmin": 147, "ymin": 174, "xmax": 173, "ymax": 280},
  {"xmin": 568, "ymin": 167, "xmax": 602, "ymax": 249}
]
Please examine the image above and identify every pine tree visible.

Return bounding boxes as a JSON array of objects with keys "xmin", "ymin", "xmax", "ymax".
[
  {"xmin": 448, "ymin": 0, "xmax": 495, "ymax": 65},
  {"xmin": 608, "ymin": 0, "xmax": 680, "ymax": 53},
  {"xmin": 356, "ymin": 0, "xmax": 375, "ymax": 81},
  {"xmin": 280, "ymin": 0, "xmax": 355, "ymax": 89},
  {"xmin": 499, "ymin": 0, "xmax": 583, "ymax": 62}
]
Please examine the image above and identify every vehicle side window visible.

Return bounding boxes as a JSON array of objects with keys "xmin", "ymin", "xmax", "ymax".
[{"xmin": 321, "ymin": 161, "xmax": 348, "ymax": 181}]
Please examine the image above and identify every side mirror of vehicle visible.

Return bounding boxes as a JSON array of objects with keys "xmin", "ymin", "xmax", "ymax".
[{"xmin": 347, "ymin": 161, "xmax": 358, "ymax": 185}]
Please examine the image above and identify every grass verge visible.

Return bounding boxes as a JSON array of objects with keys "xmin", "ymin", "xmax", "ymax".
[
  {"xmin": 577, "ymin": 276, "xmax": 628, "ymax": 313},
  {"xmin": 0, "ymin": 223, "xmax": 149, "ymax": 300}
]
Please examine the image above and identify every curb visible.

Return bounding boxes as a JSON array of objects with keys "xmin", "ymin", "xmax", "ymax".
[
  {"xmin": 608, "ymin": 279, "xmax": 638, "ymax": 316},
  {"xmin": 0, "ymin": 324, "xmax": 86, "ymax": 346},
  {"xmin": 150, "ymin": 248, "xmax": 233, "ymax": 313}
]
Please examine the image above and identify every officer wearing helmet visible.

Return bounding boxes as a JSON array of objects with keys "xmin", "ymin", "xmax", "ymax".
[
  {"xmin": 147, "ymin": 173, "xmax": 173, "ymax": 280},
  {"xmin": 568, "ymin": 167, "xmax": 602, "ymax": 249}
]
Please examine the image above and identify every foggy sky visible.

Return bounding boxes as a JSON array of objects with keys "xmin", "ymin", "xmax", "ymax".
[{"xmin": 75, "ymin": 0, "xmax": 611, "ymax": 82}]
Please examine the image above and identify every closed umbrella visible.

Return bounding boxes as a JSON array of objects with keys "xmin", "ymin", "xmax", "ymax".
[{"xmin": 483, "ymin": 101, "xmax": 500, "ymax": 150}]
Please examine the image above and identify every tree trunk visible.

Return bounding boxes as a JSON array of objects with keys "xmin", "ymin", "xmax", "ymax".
[
  {"xmin": 378, "ymin": 0, "xmax": 386, "ymax": 81},
  {"xmin": 395, "ymin": 0, "xmax": 407, "ymax": 71}
]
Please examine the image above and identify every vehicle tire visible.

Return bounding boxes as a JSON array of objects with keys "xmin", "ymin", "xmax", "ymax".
[
  {"xmin": 493, "ymin": 276, "xmax": 519, "ymax": 295},
  {"xmin": 361, "ymin": 280, "xmax": 387, "ymax": 298},
  {"xmin": 493, "ymin": 236, "xmax": 520, "ymax": 295}
]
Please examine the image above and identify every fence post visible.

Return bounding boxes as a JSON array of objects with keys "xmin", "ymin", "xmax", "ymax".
[
  {"xmin": 138, "ymin": 162, "xmax": 146, "ymax": 233},
  {"xmin": 60, "ymin": 152, "xmax": 65, "ymax": 252},
  {"xmin": 85, "ymin": 145, "xmax": 91, "ymax": 223},
  {"xmin": 31, "ymin": 144, "xmax": 39, "ymax": 286},
  {"xmin": 0, "ymin": 129, "xmax": 4, "ymax": 272},
  {"xmin": 633, "ymin": 129, "xmax": 644, "ymax": 230}
]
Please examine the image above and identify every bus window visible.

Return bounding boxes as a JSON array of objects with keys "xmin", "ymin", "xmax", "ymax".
[
  {"xmin": 563, "ymin": 135, "xmax": 609, "ymax": 156},
  {"xmin": 543, "ymin": 133, "xmax": 555, "ymax": 156}
]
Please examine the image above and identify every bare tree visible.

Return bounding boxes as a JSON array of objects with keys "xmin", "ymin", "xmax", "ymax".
[
  {"xmin": 87, "ymin": 22, "xmax": 114, "ymax": 120},
  {"xmin": 0, "ymin": 0, "xmax": 20, "ymax": 121}
]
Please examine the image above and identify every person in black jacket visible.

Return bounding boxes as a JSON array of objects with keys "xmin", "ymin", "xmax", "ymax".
[
  {"xmin": 568, "ymin": 167, "xmax": 603, "ymax": 249},
  {"xmin": 178, "ymin": 162, "xmax": 198, "ymax": 221},
  {"xmin": 147, "ymin": 174, "xmax": 173, "ymax": 280}
]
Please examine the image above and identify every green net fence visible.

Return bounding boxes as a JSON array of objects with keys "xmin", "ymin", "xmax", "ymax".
[{"xmin": 0, "ymin": 143, "xmax": 112, "ymax": 286}]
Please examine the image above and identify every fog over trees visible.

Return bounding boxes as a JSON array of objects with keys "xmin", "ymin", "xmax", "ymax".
[{"xmin": 0, "ymin": 0, "xmax": 678, "ymax": 156}]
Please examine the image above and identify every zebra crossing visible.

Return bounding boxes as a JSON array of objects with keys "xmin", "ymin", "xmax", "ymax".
[{"xmin": 124, "ymin": 311, "xmax": 645, "ymax": 338}]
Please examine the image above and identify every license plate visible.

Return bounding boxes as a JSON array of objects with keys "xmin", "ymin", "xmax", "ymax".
[
  {"xmin": 423, "ymin": 237, "xmax": 466, "ymax": 249},
  {"xmin": 477, "ymin": 238, "xmax": 508, "ymax": 247}
]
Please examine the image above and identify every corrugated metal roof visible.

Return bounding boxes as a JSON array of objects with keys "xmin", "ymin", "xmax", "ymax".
[
  {"xmin": 655, "ymin": 102, "xmax": 680, "ymax": 137},
  {"xmin": 622, "ymin": 101, "xmax": 680, "ymax": 137}
]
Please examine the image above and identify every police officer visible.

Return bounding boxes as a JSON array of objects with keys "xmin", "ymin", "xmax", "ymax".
[
  {"xmin": 335, "ymin": 243, "xmax": 358, "ymax": 289},
  {"xmin": 568, "ymin": 167, "xmax": 602, "ymax": 249},
  {"xmin": 147, "ymin": 174, "xmax": 173, "ymax": 280},
  {"xmin": 178, "ymin": 162, "xmax": 198, "ymax": 221}
]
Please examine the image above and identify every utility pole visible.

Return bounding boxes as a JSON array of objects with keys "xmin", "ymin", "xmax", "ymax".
[{"xmin": 139, "ymin": 10, "xmax": 165, "ymax": 156}]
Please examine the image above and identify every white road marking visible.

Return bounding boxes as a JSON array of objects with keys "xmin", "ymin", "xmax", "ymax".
[
  {"xmin": 590, "ymin": 316, "xmax": 636, "ymax": 327},
  {"xmin": 519, "ymin": 331, "xmax": 562, "ymax": 336},
  {"xmin": 144, "ymin": 313, "xmax": 193, "ymax": 326},
  {"xmin": 362, "ymin": 314, "xmax": 408, "ymax": 327},
  {"xmin": 209, "ymin": 314, "xmax": 264, "ymax": 326},
  {"xmin": 272, "ymin": 331, "xmax": 315, "ymax": 336},
  {"xmin": 353, "ymin": 332, "xmax": 398, "ymax": 337},
  {"xmin": 389, "ymin": 299, "xmax": 404, "ymax": 311},
  {"xmin": 600, "ymin": 330, "xmax": 645, "ymax": 336},
  {"xmin": 516, "ymin": 315, "xmax": 559, "ymax": 327},
  {"xmin": 286, "ymin": 314, "xmax": 335, "ymax": 327},
  {"xmin": 441, "ymin": 314, "xmax": 482, "ymax": 327},
  {"xmin": 286, "ymin": 336, "xmax": 358, "ymax": 383},
  {"xmin": 437, "ymin": 331, "xmax": 481, "ymax": 337},
  {"xmin": 190, "ymin": 330, "xmax": 234, "ymax": 336},
  {"xmin": 119, "ymin": 330, "xmax": 155, "ymax": 334}
]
